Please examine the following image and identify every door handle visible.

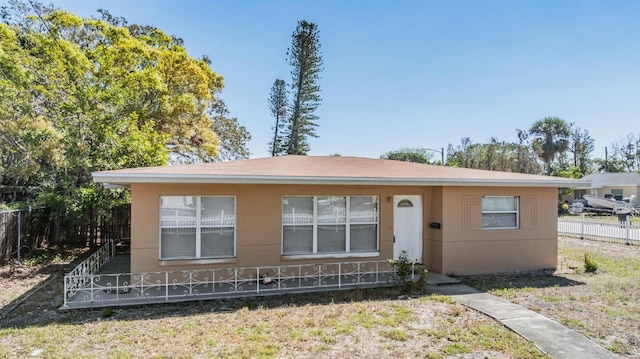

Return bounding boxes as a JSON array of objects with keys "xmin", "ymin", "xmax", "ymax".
[{"xmin": 393, "ymin": 235, "xmax": 395, "ymax": 243}]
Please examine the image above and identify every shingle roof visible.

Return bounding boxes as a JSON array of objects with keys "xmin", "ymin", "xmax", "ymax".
[
  {"xmin": 580, "ymin": 172, "xmax": 640, "ymax": 188},
  {"xmin": 92, "ymin": 155, "xmax": 586, "ymax": 187}
]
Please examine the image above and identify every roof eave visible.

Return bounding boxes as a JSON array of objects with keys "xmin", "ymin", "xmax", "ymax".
[{"xmin": 92, "ymin": 173, "xmax": 587, "ymax": 188}]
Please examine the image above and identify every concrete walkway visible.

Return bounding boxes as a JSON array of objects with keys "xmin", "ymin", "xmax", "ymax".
[{"xmin": 428, "ymin": 283, "xmax": 617, "ymax": 359}]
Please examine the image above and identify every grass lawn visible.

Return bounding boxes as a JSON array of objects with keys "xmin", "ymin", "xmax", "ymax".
[
  {"xmin": 464, "ymin": 236, "xmax": 640, "ymax": 358},
  {"xmin": 0, "ymin": 268, "xmax": 547, "ymax": 358},
  {"xmin": 2, "ymin": 236, "xmax": 636, "ymax": 358}
]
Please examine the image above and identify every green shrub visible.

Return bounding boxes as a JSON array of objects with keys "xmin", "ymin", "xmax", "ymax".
[
  {"xmin": 584, "ymin": 253, "xmax": 599, "ymax": 273},
  {"xmin": 389, "ymin": 250, "xmax": 428, "ymax": 294}
]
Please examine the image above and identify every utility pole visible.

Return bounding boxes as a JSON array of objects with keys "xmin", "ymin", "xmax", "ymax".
[{"xmin": 426, "ymin": 147, "xmax": 445, "ymax": 166}]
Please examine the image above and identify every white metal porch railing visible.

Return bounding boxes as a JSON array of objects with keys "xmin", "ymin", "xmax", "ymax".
[
  {"xmin": 63, "ymin": 240, "xmax": 115, "ymax": 300},
  {"xmin": 62, "ymin": 260, "xmax": 400, "ymax": 309},
  {"xmin": 558, "ymin": 215, "xmax": 640, "ymax": 243}
]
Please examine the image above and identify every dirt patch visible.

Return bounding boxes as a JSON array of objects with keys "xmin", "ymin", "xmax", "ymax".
[{"xmin": 0, "ymin": 247, "xmax": 86, "ymax": 310}]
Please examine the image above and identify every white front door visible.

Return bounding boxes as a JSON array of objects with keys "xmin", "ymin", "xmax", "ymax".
[{"xmin": 393, "ymin": 195, "xmax": 422, "ymax": 262}]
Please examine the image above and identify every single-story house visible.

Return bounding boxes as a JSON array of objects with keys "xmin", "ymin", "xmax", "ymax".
[
  {"xmin": 92, "ymin": 156, "xmax": 584, "ymax": 277},
  {"xmin": 571, "ymin": 172, "xmax": 640, "ymax": 204}
]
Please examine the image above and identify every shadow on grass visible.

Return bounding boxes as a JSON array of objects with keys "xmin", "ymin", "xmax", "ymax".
[
  {"xmin": 460, "ymin": 272, "xmax": 586, "ymax": 293},
  {"xmin": 0, "ymin": 246, "xmax": 91, "ymax": 281},
  {"xmin": 0, "ymin": 247, "xmax": 97, "ymax": 322}
]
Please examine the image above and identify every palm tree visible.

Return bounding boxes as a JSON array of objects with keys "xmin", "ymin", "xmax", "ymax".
[{"xmin": 529, "ymin": 117, "xmax": 570, "ymax": 175}]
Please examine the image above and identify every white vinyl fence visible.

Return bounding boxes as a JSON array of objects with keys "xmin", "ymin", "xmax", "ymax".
[{"xmin": 558, "ymin": 215, "xmax": 640, "ymax": 243}]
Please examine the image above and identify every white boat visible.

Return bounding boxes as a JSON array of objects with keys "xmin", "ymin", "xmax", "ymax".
[{"xmin": 583, "ymin": 194, "xmax": 636, "ymax": 214}]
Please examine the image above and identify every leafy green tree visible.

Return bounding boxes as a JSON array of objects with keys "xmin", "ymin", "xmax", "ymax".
[
  {"xmin": 285, "ymin": 20, "xmax": 323, "ymax": 155},
  {"xmin": 529, "ymin": 117, "xmax": 570, "ymax": 175},
  {"xmin": 556, "ymin": 165, "xmax": 583, "ymax": 197},
  {"xmin": 0, "ymin": 3, "xmax": 247, "ymax": 212},
  {"xmin": 209, "ymin": 99, "xmax": 251, "ymax": 162},
  {"xmin": 268, "ymin": 79, "xmax": 288, "ymax": 156},
  {"xmin": 381, "ymin": 148, "xmax": 435, "ymax": 164},
  {"xmin": 593, "ymin": 157, "xmax": 626, "ymax": 173},
  {"xmin": 446, "ymin": 137, "xmax": 541, "ymax": 174}
]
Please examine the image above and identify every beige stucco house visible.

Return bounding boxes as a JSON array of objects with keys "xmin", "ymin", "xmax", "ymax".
[
  {"xmin": 92, "ymin": 156, "xmax": 583, "ymax": 277},
  {"xmin": 571, "ymin": 172, "xmax": 640, "ymax": 205}
]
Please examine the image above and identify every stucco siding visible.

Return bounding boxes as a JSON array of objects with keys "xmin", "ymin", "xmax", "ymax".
[
  {"xmin": 441, "ymin": 239, "xmax": 557, "ymax": 275},
  {"xmin": 595, "ymin": 185, "xmax": 639, "ymax": 201},
  {"xmin": 438, "ymin": 186, "xmax": 557, "ymax": 275},
  {"xmin": 130, "ymin": 183, "xmax": 431, "ymax": 273},
  {"xmin": 130, "ymin": 183, "xmax": 557, "ymax": 275},
  {"xmin": 429, "ymin": 187, "xmax": 444, "ymax": 273}
]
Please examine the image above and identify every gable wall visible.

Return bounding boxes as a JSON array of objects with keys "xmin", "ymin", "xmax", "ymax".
[{"xmin": 438, "ymin": 186, "xmax": 557, "ymax": 275}]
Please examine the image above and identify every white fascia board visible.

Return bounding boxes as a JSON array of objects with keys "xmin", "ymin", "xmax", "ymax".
[
  {"xmin": 92, "ymin": 173, "xmax": 588, "ymax": 188},
  {"xmin": 102, "ymin": 183, "xmax": 129, "ymax": 189}
]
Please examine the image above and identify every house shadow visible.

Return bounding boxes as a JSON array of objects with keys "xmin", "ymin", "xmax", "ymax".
[
  {"xmin": 0, "ymin": 246, "xmax": 100, "ymax": 325},
  {"xmin": 456, "ymin": 271, "xmax": 586, "ymax": 293},
  {"xmin": 0, "ymin": 279, "xmax": 432, "ymax": 330}
]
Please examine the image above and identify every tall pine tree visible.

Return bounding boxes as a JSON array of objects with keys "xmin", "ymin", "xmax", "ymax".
[
  {"xmin": 268, "ymin": 79, "xmax": 288, "ymax": 156},
  {"xmin": 285, "ymin": 20, "xmax": 323, "ymax": 155}
]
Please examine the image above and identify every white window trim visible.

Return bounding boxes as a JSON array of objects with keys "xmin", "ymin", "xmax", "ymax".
[
  {"xmin": 159, "ymin": 196, "xmax": 236, "ymax": 260},
  {"xmin": 481, "ymin": 196, "xmax": 519, "ymax": 230},
  {"xmin": 281, "ymin": 195, "xmax": 379, "ymax": 256}
]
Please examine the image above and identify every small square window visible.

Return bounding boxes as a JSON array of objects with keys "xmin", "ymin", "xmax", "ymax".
[{"xmin": 482, "ymin": 196, "xmax": 519, "ymax": 229}]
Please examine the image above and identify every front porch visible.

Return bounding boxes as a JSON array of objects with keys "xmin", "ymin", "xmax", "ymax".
[{"xmin": 62, "ymin": 241, "xmax": 458, "ymax": 309}]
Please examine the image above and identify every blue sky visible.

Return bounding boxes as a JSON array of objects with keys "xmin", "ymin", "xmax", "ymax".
[{"xmin": 45, "ymin": 0, "xmax": 639, "ymax": 160}]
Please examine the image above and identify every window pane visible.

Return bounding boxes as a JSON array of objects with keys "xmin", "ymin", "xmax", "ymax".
[
  {"xmin": 317, "ymin": 225, "xmax": 346, "ymax": 253},
  {"xmin": 160, "ymin": 196, "xmax": 197, "ymax": 227},
  {"xmin": 283, "ymin": 197, "xmax": 314, "ymax": 224},
  {"xmin": 161, "ymin": 228, "xmax": 196, "ymax": 259},
  {"xmin": 612, "ymin": 189, "xmax": 623, "ymax": 201},
  {"xmin": 317, "ymin": 196, "xmax": 346, "ymax": 224},
  {"xmin": 283, "ymin": 225, "xmax": 313, "ymax": 254},
  {"xmin": 482, "ymin": 213, "xmax": 517, "ymax": 228},
  {"xmin": 201, "ymin": 227, "xmax": 234, "ymax": 257},
  {"xmin": 350, "ymin": 224, "xmax": 377, "ymax": 252},
  {"xmin": 201, "ymin": 197, "xmax": 235, "ymax": 226},
  {"xmin": 350, "ymin": 196, "xmax": 378, "ymax": 223},
  {"xmin": 482, "ymin": 197, "xmax": 517, "ymax": 211}
]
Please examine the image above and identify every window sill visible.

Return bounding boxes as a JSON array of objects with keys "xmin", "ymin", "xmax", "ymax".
[
  {"xmin": 158, "ymin": 257, "xmax": 237, "ymax": 267},
  {"xmin": 281, "ymin": 252, "xmax": 380, "ymax": 261},
  {"xmin": 482, "ymin": 227, "xmax": 519, "ymax": 230}
]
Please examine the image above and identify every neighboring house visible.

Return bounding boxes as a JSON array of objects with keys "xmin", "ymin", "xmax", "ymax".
[
  {"xmin": 92, "ymin": 156, "xmax": 583, "ymax": 277},
  {"xmin": 572, "ymin": 172, "xmax": 640, "ymax": 205}
]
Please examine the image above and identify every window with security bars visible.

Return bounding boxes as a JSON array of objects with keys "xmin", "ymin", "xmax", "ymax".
[
  {"xmin": 282, "ymin": 196, "xmax": 378, "ymax": 255},
  {"xmin": 482, "ymin": 196, "xmax": 519, "ymax": 229},
  {"xmin": 159, "ymin": 196, "xmax": 235, "ymax": 260}
]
